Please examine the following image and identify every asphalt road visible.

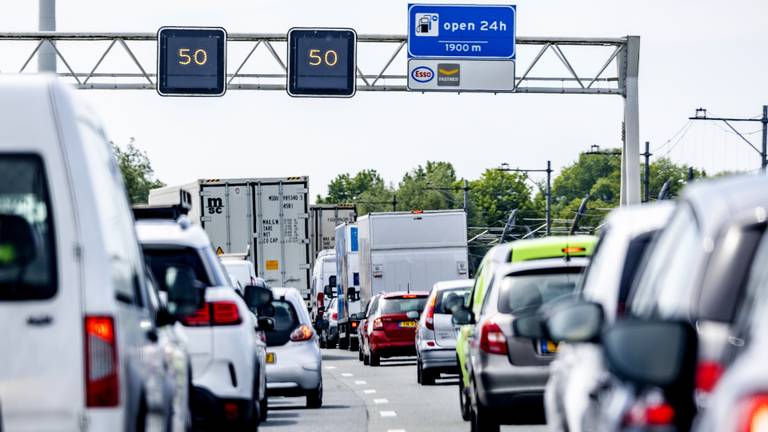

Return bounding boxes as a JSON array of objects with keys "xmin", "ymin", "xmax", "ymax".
[{"xmin": 261, "ymin": 349, "xmax": 547, "ymax": 432}]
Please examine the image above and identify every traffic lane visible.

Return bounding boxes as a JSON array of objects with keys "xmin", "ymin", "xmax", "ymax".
[
  {"xmin": 260, "ymin": 351, "xmax": 367, "ymax": 432},
  {"xmin": 322, "ymin": 349, "xmax": 547, "ymax": 432}
]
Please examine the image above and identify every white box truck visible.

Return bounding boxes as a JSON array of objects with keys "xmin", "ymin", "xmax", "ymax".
[
  {"xmin": 309, "ymin": 204, "xmax": 356, "ymax": 266},
  {"xmin": 335, "ymin": 222, "xmax": 362, "ymax": 350},
  {"xmin": 357, "ymin": 210, "xmax": 469, "ymax": 309},
  {"xmin": 148, "ymin": 177, "xmax": 312, "ymax": 299}
]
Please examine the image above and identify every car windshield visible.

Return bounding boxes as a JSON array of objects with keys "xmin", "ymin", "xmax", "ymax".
[
  {"xmin": 0, "ymin": 155, "xmax": 57, "ymax": 301},
  {"xmin": 435, "ymin": 287, "xmax": 471, "ymax": 314},
  {"xmin": 380, "ymin": 296, "xmax": 428, "ymax": 314},
  {"xmin": 142, "ymin": 246, "xmax": 212, "ymax": 292},
  {"xmin": 266, "ymin": 299, "xmax": 300, "ymax": 347},
  {"xmin": 498, "ymin": 269, "xmax": 584, "ymax": 315}
]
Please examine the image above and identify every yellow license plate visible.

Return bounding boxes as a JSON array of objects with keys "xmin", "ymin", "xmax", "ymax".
[
  {"xmin": 540, "ymin": 340, "xmax": 558, "ymax": 354},
  {"xmin": 399, "ymin": 321, "xmax": 417, "ymax": 328},
  {"xmin": 266, "ymin": 352, "xmax": 276, "ymax": 364}
]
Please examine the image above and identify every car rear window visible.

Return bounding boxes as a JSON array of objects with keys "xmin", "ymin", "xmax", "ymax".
[
  {"xmin": 498, "ymin": 268, "xmax": 584, "ymax": 315},
  {"xmin": 266, "ymin": 299, "xmax": 300, "ymax": 347},
  {"xmin": 435, "ymin": 288, "xmax": 470, "ymax": 314},
  {"xmin": 142, "ymin": 246, "xmax": 213, "ymax": 292},
  {"xmin": 0, "ymin": 155, "xmax": 57, "ymax": 301},
  {"xmin": 380, "ymin": 296, "xmax": 428, "ymax": 314}
]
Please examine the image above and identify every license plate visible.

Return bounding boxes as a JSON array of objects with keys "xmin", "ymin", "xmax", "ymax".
[
  {"xmin": 540, "ymin": 340, "xmax": 558, "ymax": 354},
  {"xmin": 399, "ymin": 321, "xmax": 417, "ymax": 328},
  {"xmin": 266, "ymin": 352, "xmax": 276, "ymax": 364}
]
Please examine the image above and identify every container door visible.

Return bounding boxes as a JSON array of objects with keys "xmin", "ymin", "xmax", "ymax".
[{"xmin": 200, "ymin": 183, "xmax": 252, "ymax": 258}]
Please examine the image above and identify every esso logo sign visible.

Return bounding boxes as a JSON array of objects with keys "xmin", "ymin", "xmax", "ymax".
[{"xmin": 411, "ymin": 66, "xmax": 434, "ymax": 83}]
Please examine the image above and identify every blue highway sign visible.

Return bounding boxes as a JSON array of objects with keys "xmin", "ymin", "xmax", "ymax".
[{"xmin": 408, "ymin": 4, "xmax": 516, "ymax": 59}]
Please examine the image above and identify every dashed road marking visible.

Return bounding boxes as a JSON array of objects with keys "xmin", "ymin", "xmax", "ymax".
[
  {"xmin": 341, "ymin": 373, "xmax": 353, "ymax": 377},
  {"xmin": 354, "ymin": 380, "xmax": 367, "ymax": 385},
  {"xmin": 373, "ymin": 398, "xmax": 389, "ymax": 404},
  {"xmin": 325, "ymin": 366, "xmax": 337, "ymax": 370},
  {"xmin": 363, "ymin": 389, "xmax": 377, "ymax": 394},
  {"xmin": 380, "ymin": 411, "xmax": 397, "ymax": 417},
  {"xmin": 387, "ymin": 429, "xmax": 406, "ymax": 432}
]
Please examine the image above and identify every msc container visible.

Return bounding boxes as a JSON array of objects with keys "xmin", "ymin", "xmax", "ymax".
[
  {"xmin": 149, "ymin": 177, "xmax": 312, "ymax": 298},
  {"xmin": 309, "ymin": 204, "xmax": 356, "ymax": 266},
  {"xmin": 357, "ymin": 210, "xmax": 469, "ymax": 308}
]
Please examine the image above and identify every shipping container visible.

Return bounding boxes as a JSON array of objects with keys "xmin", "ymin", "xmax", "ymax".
[
  {"xmin": 335, "ymin": 222, "xmax": 362, "ymax": 350},
  {"xmin": 309, "ymin": 204, "xmax": 356, "ymax": 266},
  {"xmin": 149, "ymin": 177, "xmax": 312, "ymax": 298}
]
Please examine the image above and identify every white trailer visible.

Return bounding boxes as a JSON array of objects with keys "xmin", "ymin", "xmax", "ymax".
[
  {"xmin": 357, "ymin": 210, "xmax": 469, "ymax": 309},
  {"xmin": 335, "ymin": 222, "xmax": 362, "ymax": 350},
  {"xmin": 149, "ymin": 177, "xmax": 312, "ymax": 299},
  {"xmin": 309, "ymin": 204, "xmax": 356, "ymax": 266}
]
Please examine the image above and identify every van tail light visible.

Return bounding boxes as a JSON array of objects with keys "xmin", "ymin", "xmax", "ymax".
[
  {"xmin": 738, "ymin": 394, "xmax": 768, "ymax": 432},
  {"xmin": 331, "ymin": 312, "xmax": 338, "ymax": 321},
  {"xmin": 696, "ymin": 361, "xmax": 724, "ymax": 394},
  {"xmin": 623, "ymin": 402, "xmax": 675, "ymax": 427},
  {"xmin": 84, "ymin": 316, "xmax": 119, "ymax": 407},
  {"xmin": 351, "ymin": 321, "xmax": 358, "ymax": 328},
  {"xmin": 181, "ymin": 302, "xmax": 241, "ymax": 326},
  {"xmin": 424, "ymin": 294, "xmax": 437, "ymax": 330},
  {"xmin": 373, "ymin": 318, "xmax": 384, "ymax": 330},
  {"xmin": 479, "ymin": 320, "xmax": 508, "ymax": 355},
  {"xmin": 290, "ymin": 324, "xmax": 314, "ymax": 342},
  {"xmin": 318, "ymin": 293, "xmax": 325, "ymax": 310}
]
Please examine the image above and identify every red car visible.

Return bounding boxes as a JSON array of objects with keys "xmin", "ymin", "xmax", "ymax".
[{"xmin": 359, "ymin": 292, "xmax": 429, "ymax": 366}]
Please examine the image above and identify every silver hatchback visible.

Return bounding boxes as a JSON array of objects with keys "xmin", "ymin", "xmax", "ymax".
[{"xmin": 416, "ymin": 279, "xmax": 473, "ymax": 385}]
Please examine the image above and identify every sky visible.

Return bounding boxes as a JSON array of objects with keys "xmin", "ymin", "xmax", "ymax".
[{"xmin": 1, "ymin": 0, "xmax": 766, "ymax": 201}]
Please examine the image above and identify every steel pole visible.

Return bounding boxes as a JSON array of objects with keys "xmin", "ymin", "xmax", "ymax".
[
  {"xmin": 619, "ymin": 36, "xmax": 641, "ymax": 205},
  {"xmin": 38, "ymin": 0, "xmax": 56, "ymax": 72},
  {"xmin": 545, "ymin": 160, "xmax": 552, "ymax": 236},
  {"xmin": 762, "ymin": 105, "xmax": 767, "ymax": 171},
  {"xmin": 644, "ymin": 141, "xmax": 651, "ymax": 203},
  {"xmin": 463, "ymin": 179, "xmax": 469, "ymax": 213}
]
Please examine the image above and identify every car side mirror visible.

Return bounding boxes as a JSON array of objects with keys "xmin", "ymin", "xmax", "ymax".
[
  {"xmin": 257, "ymin": 316, "xmax": 275, "ymax": 332},
  {"xmin": 258, "ymin": 302, "xmax": 276, "ymax": 318},
  {"xmin": 0, "ymin": 214, "xmax": 38, "ymax": 269},
  {"xmin": 244, "ymin": 285, "xmax": 273, "ymax": 312},
  {"xmin": 452, "ymin": 307, "xmax": 475, "ymax": 326},
  {"xmin": 347, "ymin": 287, "xmax": 358, "ymax": 301},
  {"xmin": 155, "ymin": 306, "xmax": 177, "ymax": 327},
  {"xmin": 324, "ymin": 275, "xmax": 337, "ymax": 297},
  {"xmin": 546, "ymin": 301, "xmax": 604, "ymax": 344},
  {"xmin": 165, "ymin": 266, "xmax": 206, "ymax": 318},
  {"xmin": 512, "ymin": 313, "xmax": 546, "ymax": 339},
  {"xmin": 406, "ymin": 310, "xmax": 419, "ymax": 320},
  {"xmin": 603, "ymin": 319, "xmax": 698, "ymax": 389},
  {"xmin": 443, "ymin": 295, "xmax": 464, "ymax": 314}
]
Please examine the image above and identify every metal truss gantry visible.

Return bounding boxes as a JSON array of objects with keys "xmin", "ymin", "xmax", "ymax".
[{"xmin": 0, "ymin": 32, "xmax": 641, "ymax": 204}]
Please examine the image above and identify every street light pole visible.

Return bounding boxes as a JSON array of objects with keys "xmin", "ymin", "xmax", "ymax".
[
  {"xmin": 642, "ymin": 142, "xmax": 652, "ymax": 203},
  {"xmin": 497, "ymin": 162, "xmax": 553, "ymax": 237},
  {"xmin": 689, "ymin": 105, "xmax": 768, "ymax": 172},
  {"xmin": 38, "ymin": 0, "xmax": 56, "ymax": 72}
]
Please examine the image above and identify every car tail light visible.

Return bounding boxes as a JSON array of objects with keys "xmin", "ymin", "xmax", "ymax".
[
  {"xmin": 318, "ymin": 293, "xmax": 324, "ymax": 309},
  {"xmin": 351, "ymin": 321, "xmax": 358, "ymax": 328},
  {"xmin": 696, "ymin": 361, "xmax": 724, "ymax": 394},
  {"xmin": 290, "ymin": 324, "xmax": 314, "ymax": 342},
  {"xmin": 479, "ymin": 320, "xmax": 508, "ymax": 355},
  {"xmin": 623, "ymin": 402, "xmax": 675, "ymax": 427},
  {"xmin": 181, "ymin": 302, "xmax": 241, "ymax": 326},
  {"xmin": 424, "ymin": 294, "xmax": 437, "ymax": 330},
  {"xmin": 84, "ymin": 316, "xmax": 119, "ymax": 407},
  {"xmin": 331, "ymin": 312, "xmax": 338, "ymax": 321},
  {"xmin": 373, "ymin": 318, "xmax": 384, "ymax": 330},
  {"xmin": 738, "ymin": 394, "xmax": 768, "ymax": 432}
]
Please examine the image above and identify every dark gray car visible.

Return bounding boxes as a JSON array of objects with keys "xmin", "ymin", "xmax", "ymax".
[{"xmin": 455, "ymin": 257, "xmax": 589, "ymax": 432}]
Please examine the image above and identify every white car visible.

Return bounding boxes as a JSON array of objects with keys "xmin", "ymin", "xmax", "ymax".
[
  {"xmin": 265, "ymin": 287, "xmax": 323, "ymax": 407},
  {"xmin": 221, "ymin": 254, "xmax": 258, "ymax": 294},
  {"xmin": 0, "ymin": 75, "xmax": 184, "ymax": 431},
  {"xmin": 136, "ymin": 216, "xmax": 268, "ymax": 431}
]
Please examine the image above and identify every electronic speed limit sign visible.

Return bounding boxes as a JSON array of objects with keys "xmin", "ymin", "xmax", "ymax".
[
  {"xmin": 157, "ymin": 27, "xmax": 227, "ymax": 96},
  {"xmin": 287, "ymin": 28, "xmax": 357, "ymax": 98}
]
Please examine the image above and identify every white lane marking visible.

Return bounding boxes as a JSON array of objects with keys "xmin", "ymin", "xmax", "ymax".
[
  {"xmin": 354, "ymin": 380, "xmax": 367, "ymax": 385},
  {"xmin": 387, "ymin": 430, "xmax": 406, "ymax": 432},
  {"xmin": 363, "ymin": 389, "xmax": 377, "ymax": 394},
  {"xmin": 373, "ymin": 398, "xmax": 389, "ymax": 404},
  {"xmin": 380, "ymin": 410, "xmax": 397, "ymax": 417},
  {"xmin": 325, "ymin": 366, "xmax": 337, "ymax": 370},
  {"xmin": 341, "ymin": 373, "xmax": 353, "ymax": 377}
]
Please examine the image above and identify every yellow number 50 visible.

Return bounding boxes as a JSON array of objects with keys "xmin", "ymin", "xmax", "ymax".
[
  {"xmin": 178, "ymin": 48, "xmax": 208, "ymax": 66},
  {"xmin": 308, "ymin": 49, "xmax": 339, "ymax": 67}
]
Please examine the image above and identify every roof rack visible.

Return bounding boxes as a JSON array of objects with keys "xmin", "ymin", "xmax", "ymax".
[{"xmin": 132, "ymin": 190, "xmax": 192, "ymax": 221}]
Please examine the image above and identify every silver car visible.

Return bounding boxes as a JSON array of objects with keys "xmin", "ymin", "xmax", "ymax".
[
  {"xmin": 265, "ymin": 287, "xmax": 324, "ymax": 408},
  {"xmin": 416, "ymin": 279, "xmax": 473, "ymax": 385}
]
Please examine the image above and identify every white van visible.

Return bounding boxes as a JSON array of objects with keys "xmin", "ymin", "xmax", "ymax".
[
  {"xmin": 309, "ymin": 249, "xmax": 336, "ymax": 323},
  {"xmin": 0, "ymin": 76, "xmax": 182, "ymax": 431}
]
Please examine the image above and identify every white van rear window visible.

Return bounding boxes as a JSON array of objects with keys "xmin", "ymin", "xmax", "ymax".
[{"xmin": 0, "ymin": 155, "xmax": 56, "ymax": 300}]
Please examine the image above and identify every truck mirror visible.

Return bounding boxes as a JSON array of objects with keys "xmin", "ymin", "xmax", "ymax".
[{"xmin": 347, "ymin": 287, "xmax": 358, "ymax": 301}]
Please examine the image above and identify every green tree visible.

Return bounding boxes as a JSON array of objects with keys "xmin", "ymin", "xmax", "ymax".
[
  {"xmin": 316, "ymin": 169, "xmax": 394, "ymax": 215},
  {"xmin": 112, "ymin": 138, "xmax": 164, "ymax": 204},
  {"xmin": 646, "ymin": 157, "xmax": 704, "ymax": 200},
  {"xmin": 396, "ymin": 161, "xmax": 462, "ymax": 211},
  {"xmin": 470, "ymin": 169, "xmax": 533, "ymax": 228}
]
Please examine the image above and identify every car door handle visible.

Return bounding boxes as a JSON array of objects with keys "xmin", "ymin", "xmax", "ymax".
[{"xmin": 26, "ymin": 315, "xmax": 53, "ymax": 326}]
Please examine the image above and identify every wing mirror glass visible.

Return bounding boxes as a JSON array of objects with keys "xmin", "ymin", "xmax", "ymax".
[
  {"xmin": 452, "ymin": 306, "xmax": 475, "ymax": 326},
  {"xmin": 512, "ymin": 313, "xmax": 545, "ymax": 339},
  {"xmin": 324, "ymin": 275, "xmax": 337, "ymax": 297},
  {"xmin": 347, "ymin": 287, "xmax": 359, "ymax": 301},
  {"xmin": 244, "ymin": 285, "xmax": 274, "ymax": 313},
  {"xmin": 257, "ymin": 316, "xmax": 275, "ymax": 332},
  {"xmin": 165, "ymin": 265, "xmax": 206, "ymax": 318},
  {"xmin": 546, "ymin": 301, "xmax": 604, "ymax": 343},
  {"xmin": 603, "ymin": 319, "xmax": 697, "ymax": 389}
]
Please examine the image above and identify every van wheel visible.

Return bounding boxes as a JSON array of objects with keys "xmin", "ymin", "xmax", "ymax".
[
  {"xmin": 259, "ymin": 397, "xmax": 268, "ymax": 422},
  {"xmin": 136, "ymin": 397, "xmax": 148, "ymax": 432},
  {"xmin": 306, "ymin": 383, "xmax": 323, "ymax": 408},
  {"xmin": 339, "ymin": 334, "xmax": 349, "ymax": 350},
  {"xmin": 369, "ymin": 351, "xmax": 380, "ymax": 367},
  {"xmin": 350, "ymin": 337, "xmax": 359, "ymax": 352}
]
